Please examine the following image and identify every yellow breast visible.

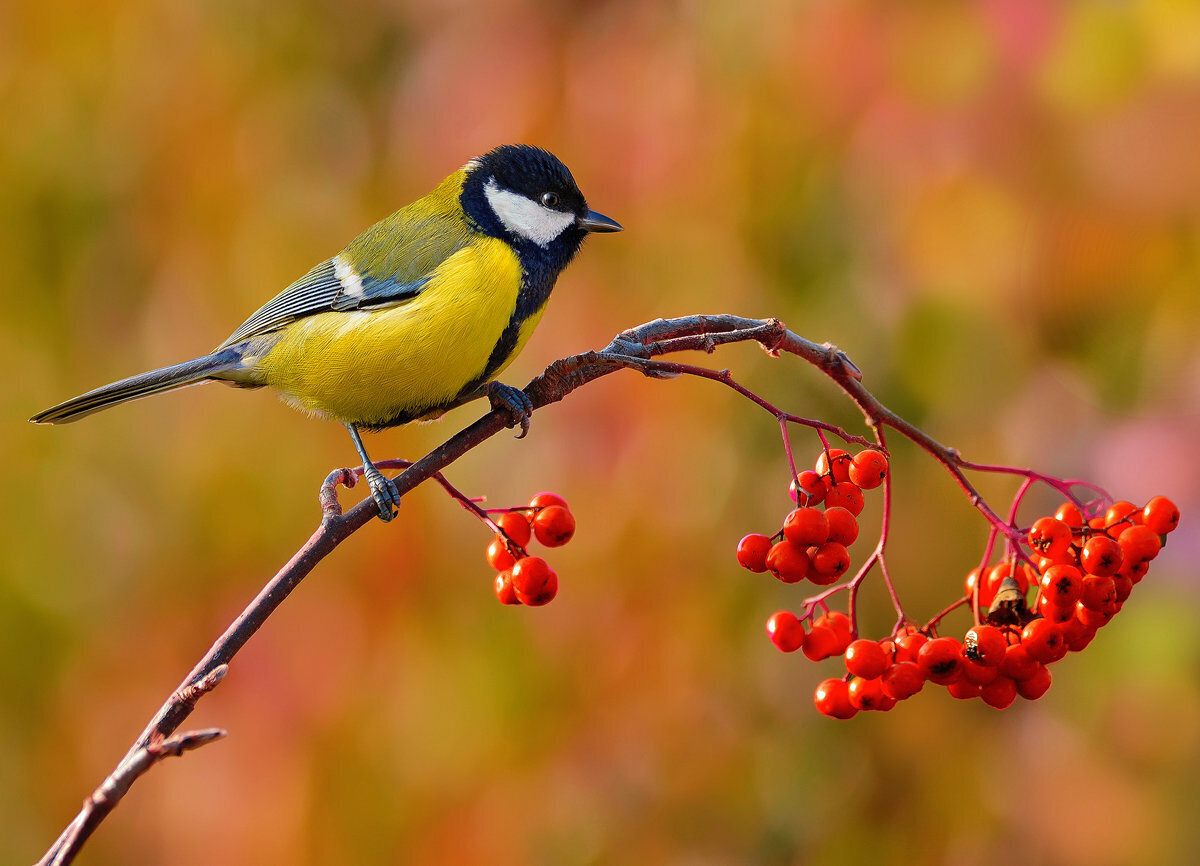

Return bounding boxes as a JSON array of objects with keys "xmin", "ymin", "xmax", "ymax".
[{"xmin": 248, "ymin": 236, "xmax": 526, "ymax": 427}]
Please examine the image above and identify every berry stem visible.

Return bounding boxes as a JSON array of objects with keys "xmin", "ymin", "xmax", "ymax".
[
  {"xmin": 872, "ymin": 427, "xmax": 905, "ymax": 622},
  {"xmin": 778, "ymin": 416, "xmax": 802, "ymax": 495},
  {"xmin": 956, "ymin": 459, "xmax": 1111, "ymax": 511},
  {"xmin": 605, "ymin": 354, "xmax": 876, "ymax": 450},
  {"xmin": 606, "ymin": 325, "xmax": 1066, "ymax": 548},
  {"xmin": 418, "ymin": 464, "xmax": 505, "ymax": 536},
  {"xmin": 924, "ymin": 595, "xmax": 971, "ymax": 635},
  {"xmin": 1002, "ymin": 477, "xmax": 1041, "ymax": 570},
  {"xmin": 800, "ymin": 583, "xmax": 850, "ymax": 620}
]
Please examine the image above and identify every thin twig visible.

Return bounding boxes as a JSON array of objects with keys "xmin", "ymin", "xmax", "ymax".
[{"xmin": 40, "ymin": 667, "xmax": 229, "ymax": 866}]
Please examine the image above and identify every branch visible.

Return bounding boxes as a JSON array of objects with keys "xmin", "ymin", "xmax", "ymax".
[
  {"xmin": 37, "ymin": 667, "xmax": 228, "ymax": 866},
  {"xmin": 31, "ymin": 314, "xmax": 1070, "ymax": 864}
]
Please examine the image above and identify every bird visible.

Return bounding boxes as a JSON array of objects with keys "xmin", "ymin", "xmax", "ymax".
[{"xmin": 31, "ymin": 144, "xmax": 622, "ymax": 520}]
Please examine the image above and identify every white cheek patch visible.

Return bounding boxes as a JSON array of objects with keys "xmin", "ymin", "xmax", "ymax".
[
  {"xmin": 484, "ymin": 178, "xmax": 576, "ymax": 247},
  {"xmin": 333, "ymin": 253, "xmax": 365, "ymax": 299}
]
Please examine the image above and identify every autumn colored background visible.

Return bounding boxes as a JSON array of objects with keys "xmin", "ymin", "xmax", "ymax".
[{"xmin": 4, "ymin": 1, "xmax": 1199, "ymax": 863}]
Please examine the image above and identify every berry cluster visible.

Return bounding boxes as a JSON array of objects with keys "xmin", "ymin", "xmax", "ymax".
[
  {"xmin": 736, "ymin": 450, "xmax": 1180, "ymax": 718},
  {"xmin": 736, "ymin": 447, "xmax": 886, "ymax": 588},
  {"xmin": 485, "ymin": 493, "xmax": 576, "ymax": 607}
]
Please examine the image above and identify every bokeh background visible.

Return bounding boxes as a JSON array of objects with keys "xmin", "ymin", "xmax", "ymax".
[{"xmin": 3, "ymin": 0, "xmax": 1200, "ymax": 863}]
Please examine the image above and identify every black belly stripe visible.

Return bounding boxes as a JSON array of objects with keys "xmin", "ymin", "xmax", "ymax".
[
  {"xmin": 452, "ymin": 247, "xmax": 563, "ymax": 404},
  {"xmin": 367, "ymin": 233, "xmax": 578, "ymax": 430},
  {"xmin": 453, "ymin": 309, "xmax": 526, "ymax": 402}
]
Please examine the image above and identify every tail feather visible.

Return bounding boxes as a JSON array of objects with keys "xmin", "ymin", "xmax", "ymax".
[{"xmin": 30, "ymin": 349, "xmax": 245, "ymax": 424}]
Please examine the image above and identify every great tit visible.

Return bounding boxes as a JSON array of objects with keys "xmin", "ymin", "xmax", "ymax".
[{"xmin": 31, "ymin": 144, "xmax": 621, "ymax": 520}]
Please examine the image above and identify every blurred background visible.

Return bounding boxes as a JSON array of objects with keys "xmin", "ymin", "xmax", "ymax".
[{"xmin": 3, "ymin": 0, "xmax": 1199, "ymax": 863}]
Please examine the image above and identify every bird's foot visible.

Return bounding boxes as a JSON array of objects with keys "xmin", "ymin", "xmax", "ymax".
[
  {"xmin": 362, "ymin": 464, "xmax": 401, "ymax": 521},
  {"xmin": 488, "ymin": 382, "xmax": 534, "ymax": 439}
]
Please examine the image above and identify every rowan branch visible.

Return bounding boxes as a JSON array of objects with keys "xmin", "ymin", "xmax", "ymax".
[{"xmin": 33, "ymin": 313, "xmax": 1095, "ymax": 864}]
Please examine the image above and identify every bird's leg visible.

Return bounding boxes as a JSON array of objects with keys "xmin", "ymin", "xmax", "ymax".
[
  {"xmin": 345, "ymin": 424, "xmax": 401, "ymax": 521},
  {"xmin": 487, "ymin": 382, "xmax": 534, "ymax": 439}
]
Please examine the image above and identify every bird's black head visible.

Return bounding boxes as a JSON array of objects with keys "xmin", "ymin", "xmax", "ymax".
[{"xmin": 460, "ymin": 144, "xmax": 621, "ymax": 275}]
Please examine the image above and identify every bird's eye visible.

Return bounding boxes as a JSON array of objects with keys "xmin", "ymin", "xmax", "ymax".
[{"xmin": 540, "ymin": 192, "xmax": 559, "ymax": 208}]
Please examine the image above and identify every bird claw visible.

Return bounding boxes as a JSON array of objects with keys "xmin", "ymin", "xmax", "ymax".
[
  {"xmin": 363, "ymin": 465, "xmax": 400, "ymax": 521},
  {"xmin": 487, "ymin": 382, "xmax": 533, "ymax": 439}
]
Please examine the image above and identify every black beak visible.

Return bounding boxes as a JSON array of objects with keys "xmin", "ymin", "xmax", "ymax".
[{"xmin": 576, "ymin": 210, "xmax": 623, "ymax": 233}]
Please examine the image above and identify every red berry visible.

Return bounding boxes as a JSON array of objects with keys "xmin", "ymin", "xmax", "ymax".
[
  {"xmin": 880, "ymin": 661, "xmax": 925, "ymax": 700},
  {"xmin": 963, "ymin": 625, "xmax": 1007, "ymax": 667},
  {"xmin": 736, "ymin": 534, "xmax": 773, "ymax": 573},
  {"xmin": 1075, "ymin": 600, "xmax": 1113, "ymax": 629},
  {"xmin": 1021, "ymin": 618, "xmax": 1068, "ymax": 664},
  {"xmin": 894, "ymin": 632, "xmax": 928, "ymax": 664},
  {"xmin": 497, "ymin": 511, "xmax": 532, "ymax": 547},
  {"xmin": 1055, "ymin": 501, "xmax": 1084, "ymax": 528},
  {"xmin": 1118, "ymin": 524, "xmax": 1161, "ymax": 567},
  {"xmin": 947, "ymin": 678, "xmax": 983, "ymax": 700},
  {"xmin": 532, "ymin": 505, "xmax": 575, "ymax": 547},
  {"xmin": 766, "ymin": 540, "xmax": 811, "ymax": 584},
  {"xmin": 765, "ymin": 611, "xmax": 806, "ymax": 652},
  {"xmin": 510, "ymin": 556, "xmax": 558, "ymax": 606},
  {"xmin": 809, "ymin": 542, "xmax": 851, "ymax": 584},
  {"xmin": 964, "ymin": 568, "xmax": 985, "ymax": 604},
  {"xmin": 1080, "ymin": 535, "xmax": 1123, "ymax": 576},
  {"xmin": 980, "ymin": 676, "xmax": 1018, "ymax": 709},
  {"xmin": 814, "ymin": 678, "xmax": 857, "ymax": 719},
  {"xmin": 1017, "ymin": 664, "xmax": 1052, "ymax": 700},
  {"xmin": 825, "ymin": 482, "xmax": 865, "ymax": 515},
  {"xmin": 494, "ymin": 570, "xmax": 521, "ymax": 605},
  {"xmin": 848, "ymin": 449, "xmax": 889, "ymax": 489},
  {"xmin": 815, "ymin": 611, "xmax": 853, "ymax": 652},
  {"xmin": 486, "ymin": 537, "xmax": 517, "ymax": 571},
  {"xmin": 802, "ymin": 625, "xmax": 841, "ymax": 661},
  {"xmin": 1080, "ymin": 574, "xmax": 1116, "ymax": 612},
  {"xmin": 815, "ymin": 449, "xmax": 853, "ymax": 483},
  {"xmin": 783, "ymin": 507, "xmax": 829, "ymax": 546},
  {"xmin": 917, "ymin": 637, "xmax": 964, "ymax": 685},
  {"xmin": 1142, "ymin": 496, "xmax": 1180, "ymax": 535},
  {"xmin": 1038, "ymin": 549, "xmax": 1078, "ymax": 571},
  {"xmin": 973, "ymin": 562, "xmax": 1032, "ymax": 609},
  {"xmin": 1039, "ymin": 564, "xmax": 1083, "ymax": 608},
  {"xmin": 961, "ymin": 657, "xmax": 1001, "ymax": 685},
  {"xmin": 824, "ymin": 506, "xmax": 859, "ymax": 546},
  {"xmin": 1060, "ymin": 616, "xmax": 1093, "ymax": 651},
  {"xmin": 1112, "ymin": 573, "xmax": 1134, "ymax": 602},
  {"xmin": 791, "ymin": 470, "xmax": 828, "ymax": 506},
  {"xmin": 529, "ymin": 492, "xmax": 569, "ymax": 510},
  {"xmin": 848, "ymin": 676, "xmax": 896, "ymax": 711},
  {"xmin": 1105, "ymin": 501, "xmax": 1138, "ymax": 529},
  {"xmin": 1064, "ymin": 615, "xmax": 1098, "ymax": 649},
  {"xmin": 1039, "ymin": 598, "xmax": 1075, "ymax": 624},
  {"xmin": 999, "ymin": 644, "xmax": 1038, "ymax": 681},
  {"xmin": 844, "ymin": 639, "xmax": 889, "ymax": 679},
  {"xmin": 1029, "ymin": 517, "xmax": 1073, "ymax": 558},
  {"xmin": 496, "ymin": 508, "xmax": 535, "ymax": 542},
  {"xmin": 1122, "ymin": 558, "xmax": 1150, "ymax": 585},
  {"xmin": 989, "ymin": 562, "xmax": 1032, "ymax": 594}
]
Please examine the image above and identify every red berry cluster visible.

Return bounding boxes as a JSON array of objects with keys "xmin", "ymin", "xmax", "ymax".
[
  {"xmin": 736, "ymin": 447, "xmax": 887, "ymax": 587},
  {"xmin": 486, "ymin": 493, "xmax": 576, "ymax": 607},
  {"xmin": 756, "ymin": 492, "xmax": 1180, "ymax": 719}
]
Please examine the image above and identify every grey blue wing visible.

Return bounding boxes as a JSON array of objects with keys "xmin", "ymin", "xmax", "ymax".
[
  {"xmin": 216, "ymin": 259, "xmax": 431, "ymax": 350},
  {"xmin": 329, "ymin": 271, "xmax": 430, "ymax": 311},
  {"xmin": 218, "ymin": 259, "xmax": 344, "ymax": 348},
  {"xmin": 215, "ymin": 197, "xmax": 474, "ymax": 350}
]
